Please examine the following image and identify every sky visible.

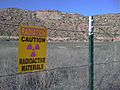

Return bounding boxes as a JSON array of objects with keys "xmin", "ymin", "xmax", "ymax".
[{"xmin": 0, "ymin": 0, "xmax": 119, "ymax": 16}]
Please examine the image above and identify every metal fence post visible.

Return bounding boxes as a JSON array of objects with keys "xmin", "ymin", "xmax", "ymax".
[{"xmin": 89, "ymin": 16, "xmax": 94, "ymax": 90}]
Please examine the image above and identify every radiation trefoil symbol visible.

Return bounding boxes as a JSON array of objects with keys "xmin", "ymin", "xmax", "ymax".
[{"xmin": 27, "ymin": 43, "xmax": 40, "ymax": 57}]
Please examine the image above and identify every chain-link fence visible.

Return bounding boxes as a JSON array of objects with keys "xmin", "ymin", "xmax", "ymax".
[
  {"xmin": 0, "ymin": 29, "xmax": 90, "ymax": 90},
  {"xmin": 0, "ymin": 15, "xmax": 120, "ymax": 90},
  {"xmin": 1, "ymin": 37, "xmax": 120, "ymax": 90}
]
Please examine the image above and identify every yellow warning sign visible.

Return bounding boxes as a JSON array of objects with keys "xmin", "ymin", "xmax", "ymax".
[{"xmin": 18, "ymin": 26, "xmax": 47, "ymax": 73}]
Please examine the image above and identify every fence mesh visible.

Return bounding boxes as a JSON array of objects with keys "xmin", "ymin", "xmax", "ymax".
[{"xmin": 0, "ymin": 17, "xmax": 120, "ymax": 90}]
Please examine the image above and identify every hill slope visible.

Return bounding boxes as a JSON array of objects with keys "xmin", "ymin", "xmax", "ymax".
[{"xmin": 0, "ymin": 8, "xmax": 120, "ymax": 42}]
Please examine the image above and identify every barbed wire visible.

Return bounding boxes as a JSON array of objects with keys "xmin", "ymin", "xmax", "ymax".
[
  {"xmin": 1, "ymin": 22, "xmax": 120, "ymax": 36},
  {"xmin": 0, "ymin": 21, "xmax": 116, "ymax": 37},
  {"xmin": 0, "ymin": 60, "xmax": 120, "ymax": 78},
  {"xmin": 0, "ymin": 22, "xmax": 88, "ymax": 32},
  {"xmin": 0, "ymin": 22, "xmax": 19, "ymax": 26}
]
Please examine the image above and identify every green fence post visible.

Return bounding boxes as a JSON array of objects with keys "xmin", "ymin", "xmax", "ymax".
[{"xmin": 89, "ymin": 16, "xmax": 94, "ymax": 90}]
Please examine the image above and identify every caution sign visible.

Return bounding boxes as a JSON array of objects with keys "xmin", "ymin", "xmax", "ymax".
[{"xmin": 18, "ymin": 26, "xmax": 47, "ymax": 73}]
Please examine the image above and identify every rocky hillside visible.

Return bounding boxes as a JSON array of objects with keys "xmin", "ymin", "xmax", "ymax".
[
  {"xmin": 94, "ymin": 14, "xmax": 120, "ymax": 41},
  {"xmin": 0, "ymin": 8, "xmax": 120, "ymax": 42}
]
